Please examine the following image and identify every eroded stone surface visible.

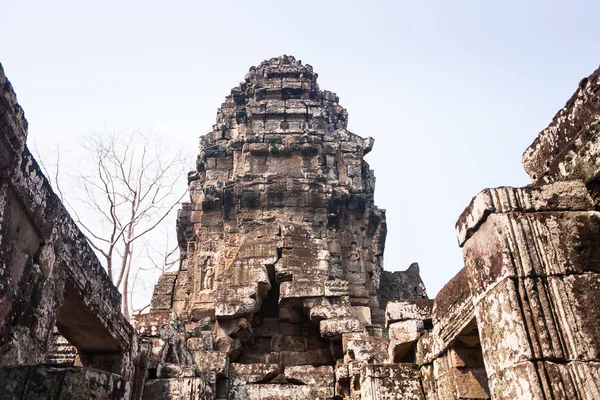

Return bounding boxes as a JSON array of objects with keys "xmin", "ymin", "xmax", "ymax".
[{"xmin": 523, "ymin": 64, "xmax": 600, "ymax": 184}]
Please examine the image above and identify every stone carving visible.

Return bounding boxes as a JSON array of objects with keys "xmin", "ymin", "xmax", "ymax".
[
  {"xmin": 348, "ymin": 242, "xmax": 360, "ymax": 261},
  {"xmin": 1, "ymin": 57, "xmax": 600, "ymax": 400},
  {"xmin": 201, "ymin": 264, "xmax": 214, "ymax": 290},
  {"xmin": 346, "ymin": 241, "xmax": 361, "ymax": 274}
]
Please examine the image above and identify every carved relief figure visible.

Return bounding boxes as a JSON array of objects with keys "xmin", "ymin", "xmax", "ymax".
[
  {"xmin": 347, "ymin": 241, "xmax": 361, "ymax": 273},
  {"xmin": 202, "ymin": 264, "xmax": 214, "ymax": 289}
]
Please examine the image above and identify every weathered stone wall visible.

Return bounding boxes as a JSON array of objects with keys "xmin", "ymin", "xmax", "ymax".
[
  {"xmin": 407, "ymin": 65, "xmax": 600, "ymax": 400},
  {"xmin": 0, "ymin": 63, "xmax": 141, "ymax": 399}
]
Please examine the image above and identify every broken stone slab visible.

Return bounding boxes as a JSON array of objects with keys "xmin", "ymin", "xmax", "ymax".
[
  {"xmin": 213, "ymin": 335, "xmax": 242, "ymax": 360},
  {"xmin": 230, "ymin": 363, "xmax": 281, "ymax": 384},
  {"xmin": 309, "ymin": 304, "xmax": 353, "ymax": 322},
  {"xmin": 456, "ymin": 181, "xmax": 594, "ymax": 246},
  {"xmin": 388, "ymin": 341, "xmax": 417, "ymax": 363},
  {"xmin": 342, "ymin": 332, "xmax": 365, "ymax": 353},
  {"xmin": 386, "ymin": 299, "xmax": 433, "ymax": 327},
  {"xmin": 389, "ymin": 320, "xmax": 425, "ymax": 343},
  {"xmin": 386, "ymin": 320, "xmax": 425, "ymax": 362},
  {"xmin": 284, "ymin": 365, "xmax": 334, "ymax": 386},
  {"xmin": 415, "ymin": 332, "xmax": 434, "ymax": 366},
  {"xmin": 214, "ymin": 298, "xmax": 257, "ymax": 319},
  {"xmin": 320, "ymin": 317, "xmax": 365, "ymax": 340},
  {"xmin": 345, "ymin": 335, "xmax": 388, "ymax": 364},
  {"xmin": 190, "ymin": 305, "xmax": 216, "ymax": 322},
  {"xmin": 279, "ymin": 281, "xmax": 325, "ymax": 302},
  {"xmin": 218, "ymin": 317, "xmax": 253, "ymax": 342},
  {"xmin": 522, "ymin": 65, "xmax": 600, "ymax": 185}
]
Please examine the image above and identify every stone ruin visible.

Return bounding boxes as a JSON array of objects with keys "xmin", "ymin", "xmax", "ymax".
[{"xmin": 0, "ymin": 55, "xmax": 599, "ymax": 399}]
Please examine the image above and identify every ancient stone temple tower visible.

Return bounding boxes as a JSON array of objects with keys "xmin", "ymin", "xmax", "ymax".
[
  {"xmin": 160, "ymin": 54, "xmax": 389, "ymax": 326},
  {"xmin": 140, "ymin": 55, "xmax": 427, "ymax": 398}
]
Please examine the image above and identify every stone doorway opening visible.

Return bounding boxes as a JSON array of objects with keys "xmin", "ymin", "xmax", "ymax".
[{"xmin": 450, "ymin": 317, "xmax": 490, "ymax": 399}]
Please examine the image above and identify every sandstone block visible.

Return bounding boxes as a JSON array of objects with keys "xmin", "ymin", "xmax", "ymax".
[
  {"xmin": 473, "ymin": 278, "xmax": 532, "ymax": 377},
  {"xmin": 415, "ymin": 332, "xmax": 434, "ymax": 366},
  {"xmin": 386, "ymin": 299, "xmax": 433, "ymax": 327},
  {"xmin": 284, "ymin": 365, "xmax": 334, "ymax": 386},
  {"xmin": 156, "ymin": 363, "xmax": 196, "ymax": 378},
  {"xmin": 309, "ymin": 304, "xmax": 353, "ymax": 322},
  {"xmin": 254, "ymin": 318, "xmax": 279, "ymax": 338},
  {"xmin": 435, "ymin": 366, "xmax": 489, "ymax": 400},
  {"xmin": 278, "ymin": 307, "xmax": 304, "ymax": 323},
  {"xmin": 0, "ymin": 366, "xmax": 128, "ymax": 400},
  {"xmin": 278, "ymin": 322, "xmax": 302, "ymax": 336},
  {"xmin": 279, "ymin": 281, "xmax": 324, "ymax": 302},
  {"xmin": 419, "ymin": 365, "xmax": 437, "ymax": 400},
  {"xmin": 360, "ymin": 364, "xmax": 425, "ymax": 400},
  {"xmin": 523, "ymin": 65, "xmax": 600, "ymax": 184},
  {"xmin": 320, "ymin": 317, "xmax": 365, "ymax": 340},
  {"xmin": 132, "ymin": 311, "xmax": 178, "ymax": 337}
]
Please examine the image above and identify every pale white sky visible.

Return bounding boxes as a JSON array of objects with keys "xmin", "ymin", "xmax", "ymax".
[{"xmin": 1, "ymin": 0, "xmax": 599, "ymax": 302}]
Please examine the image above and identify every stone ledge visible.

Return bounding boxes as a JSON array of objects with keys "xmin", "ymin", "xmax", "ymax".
[{"xmin": 456, "ymin": 181, "xmax": 594, "ymax": 247}]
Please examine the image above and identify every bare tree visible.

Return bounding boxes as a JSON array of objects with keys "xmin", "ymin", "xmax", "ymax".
[{"xmin": 38, "ymin": 129, "xmax": 188, "ymax": 319}]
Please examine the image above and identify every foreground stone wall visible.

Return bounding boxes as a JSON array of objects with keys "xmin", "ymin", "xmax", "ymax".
[
  {"xmin": 410, "ymin": 65, "xmax": 600, "ymax": 400},
  {"xmin": 0, "ymin": 63, "xmax": 141, "ymax": 399}
]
